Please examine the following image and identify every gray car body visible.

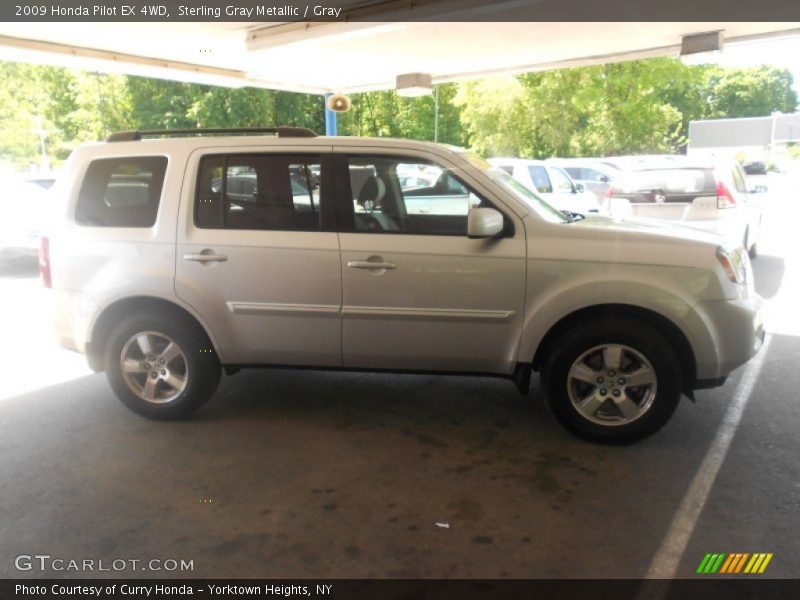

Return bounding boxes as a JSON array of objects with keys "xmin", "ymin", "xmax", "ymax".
[{"xmin": 46, "ymin": 135, "xmax": 764, "ymax": 390}]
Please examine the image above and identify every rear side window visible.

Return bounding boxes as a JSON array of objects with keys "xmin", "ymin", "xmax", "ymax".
[
  {"xmin": 76, "ymin": 157, "xmax": 167, "ymax": 227},
  {"xmin": 625, "ymin": 169, "xmax": 716, "ymax": 194},
  {"xmin": 195, "ymin": 154, "xmax": 322, "ymax": 231}
]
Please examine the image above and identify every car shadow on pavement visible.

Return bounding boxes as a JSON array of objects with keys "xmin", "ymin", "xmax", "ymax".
[{"xmin": 752, "ymin": 254, "xmax": 785, "ymax": 299}]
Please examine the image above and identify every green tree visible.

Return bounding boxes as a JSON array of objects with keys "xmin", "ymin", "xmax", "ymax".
[
  {"xmin": 338, "ymin": 84, "xmax": 465, "ymax": 146},
  {"xmin": 703, "ymin": 65, "xmax": 798, "ymax": 118}
]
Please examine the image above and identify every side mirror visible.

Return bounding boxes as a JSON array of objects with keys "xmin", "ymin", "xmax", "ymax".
[
  {"xmin": 599, "ymin": 175, "xmax": 610, "ymax": 183},
  {"xmin": 468, "ymin": 207, "xmax": 504, "ymax": 238},
  {"xmin": 574, "ymin": 183, "xmax": 586, "ymax": 193}
]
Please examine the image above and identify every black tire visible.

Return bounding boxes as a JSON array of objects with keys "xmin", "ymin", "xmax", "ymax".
[
  {"xmin": 105, "ymin": 312, "xmax": 221, "ymax": 420},
  {"xmin": 541, "ymin": 318, "xmax": 682, "ymax": 444}
]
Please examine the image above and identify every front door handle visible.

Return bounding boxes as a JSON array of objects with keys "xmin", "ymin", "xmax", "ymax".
[
  {"xmin": 347, "ymin": 260, "xmax": 397, "ymax": 270},
  {"xmin": 184, "ymin": 252, "xmax": 228, "ymax": 263}
]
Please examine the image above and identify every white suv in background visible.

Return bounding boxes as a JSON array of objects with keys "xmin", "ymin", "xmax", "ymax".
[
  {"xmin": 43, "ymin": 128, "xmax": 764, "ymax": 444},
  {"xmin": 488, "ymin": 158, "xmax": 602, "ymax": 215},
  {"xmin": 602, "ymin": 156, "xmax": 765, "ymax": 258}
]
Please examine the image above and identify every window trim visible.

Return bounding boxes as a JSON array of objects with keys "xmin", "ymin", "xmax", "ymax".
[
  {"xmin": 335, "ymin": 153, "xmax": 514, "ymax": 237},
  {"xmin": 193, "ymin": 152, "xmax": 336, "ymax": 232}
]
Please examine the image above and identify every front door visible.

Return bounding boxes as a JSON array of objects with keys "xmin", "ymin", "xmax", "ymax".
[
  {"xmin": 335, "ymin": 151, "xmax": 526, "ymax": 374},
  {"xmin": 175, "ymin": 148, "xmax": 342, "ymax": 366}
]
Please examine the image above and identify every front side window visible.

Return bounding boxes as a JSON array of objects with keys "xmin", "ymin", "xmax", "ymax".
[
  {"xmin": 527, "ymin": 166, "xmax": 553, "ymax": 194},
  {"xmin": 549, "ymin": 167, "xmax": 575, "ymax": 193},
  {"xmin": 76, "ymin": 156, "xmax": 167, "ymax": 227},
  {"xmin": 345, "ymin": 156, "xmax": 491, "ymax": 236},
  {"xmin": 195, "ymin": 154, "xmax": 322, "ymax": 231},
  {"xmin": 731, "ymin": 165, "xmax": 748, "ymax": 193}
]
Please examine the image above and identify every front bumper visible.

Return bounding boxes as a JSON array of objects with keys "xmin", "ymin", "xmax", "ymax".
[{"xmin": 694, "ymin": 295, "xmax": 765, "ymax": 385}]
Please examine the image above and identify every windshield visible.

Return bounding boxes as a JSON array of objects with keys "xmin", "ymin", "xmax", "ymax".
[{"xmin": 460, "ymin": 152, "xmax": 567, "ymax": 223}]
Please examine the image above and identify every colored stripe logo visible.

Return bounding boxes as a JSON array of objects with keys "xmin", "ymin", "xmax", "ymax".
[{"xmin": 697, "ymin": 552, "xmax": 773, "ymax": 574}]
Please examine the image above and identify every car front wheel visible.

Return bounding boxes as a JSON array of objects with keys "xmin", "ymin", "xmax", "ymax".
[{"xmin": 542, "ymin": 318, "xmax": 682, "ymax": 444}]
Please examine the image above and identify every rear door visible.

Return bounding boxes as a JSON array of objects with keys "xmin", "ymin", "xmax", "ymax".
[
  {"xmin": 334, "ymin": 150, "xmax": 526, "ymax": 374},
  {"xmin": 175, "ymin": 147, "xmax": 342, "ymax": 366}
]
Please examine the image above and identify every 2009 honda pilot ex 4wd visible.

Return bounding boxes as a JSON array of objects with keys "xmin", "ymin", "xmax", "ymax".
[{"xmin": 42, "ymin": 127, "xmax": 765, "ymax": 444}]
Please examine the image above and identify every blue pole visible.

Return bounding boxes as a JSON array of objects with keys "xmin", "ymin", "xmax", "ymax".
[{"xmin": 324, "ymin": 93, "xmax": 337, "ymax": 136}]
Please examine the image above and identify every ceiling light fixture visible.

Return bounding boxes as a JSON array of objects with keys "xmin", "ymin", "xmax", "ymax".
[
  {"xmin": 680, "ymin": 31, "xmax": 724, "ymax": 65},
  {"xmin": 396, "ymin": 73, "xmax": 433, "ymax": 97}
]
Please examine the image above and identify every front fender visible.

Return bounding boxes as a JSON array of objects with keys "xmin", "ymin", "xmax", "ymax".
[{"xmin": 518, "ymin": 261, "xmax": 721, "ymax": 380}]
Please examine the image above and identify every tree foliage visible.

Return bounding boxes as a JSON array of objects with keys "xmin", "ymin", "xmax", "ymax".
[{"xmin": 0, "ymin": 57, "xmax": 797, "ymax": 170}]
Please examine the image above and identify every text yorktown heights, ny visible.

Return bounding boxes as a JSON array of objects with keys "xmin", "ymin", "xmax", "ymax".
[{"xmin": 15, "ymin": 583, "xmax": 334, "ymax": 597}]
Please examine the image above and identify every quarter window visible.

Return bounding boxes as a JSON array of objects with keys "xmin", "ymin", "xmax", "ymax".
[
  {"xmin": 76, "ymin": 156, "xmax": 167, "ymax": 227},
  {"xmin": 195, "ymin": 154, "xmax": 322, "ymax": 231}
]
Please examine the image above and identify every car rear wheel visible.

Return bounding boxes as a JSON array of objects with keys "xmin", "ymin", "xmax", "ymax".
[
  {"xmin": 105, "ymin": 313, "xmax": 221, "ymax": 420},
  {"xmin": 541, "ymin": 318, "xmax": 682, "ymax": 444}
]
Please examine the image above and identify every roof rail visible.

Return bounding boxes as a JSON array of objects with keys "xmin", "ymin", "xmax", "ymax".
[{"xmin": 106, "ymin": 126, "xmax": 318, "ymax": 142}]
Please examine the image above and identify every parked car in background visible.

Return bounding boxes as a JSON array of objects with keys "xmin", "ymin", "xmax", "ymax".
[
  {"xmin": 742, "ymin": 161, "xmax": 768, "ymax": 176},
  {"xmin": 488, "ymin": 158, "xmax": 601, "ymax": 215},
  {"xmin": 546, "ymin": 158, "xmax": 618, "ymax": 201},
  {"xmin": 602, "ymin": 156, "xmax": 765, "ymax": 258},
  {"xmin": 26, "ymin": 175, "xmax": 57, "ymax": 190},
  {"xmin": 1, "ymin": 178, "xmax": 49, "ymax": 263}
]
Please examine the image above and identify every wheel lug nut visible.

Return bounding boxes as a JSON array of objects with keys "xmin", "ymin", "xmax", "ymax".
[
  {"xmin": 612, "ymin": 389, "xmax": 621, "ymax": 397},
  {"xmin": 143, "ymin": 363, "xmax": 150, "ymax": 369},
  {"xmin": 599, "ymin": 388, "xmax": 607, "ymax": 396},
  {"xmin": 161, "ymin": 369, "xmax": 166, "ymax": 375},
  {"xmin": 608, "ymin": 370, "xmax": 616, "ymax": 376},
  {"xmin": 150, "ymin": 372, "xmax": 157, "ymax": 379},
  {"xmin": 159, "ymin": 358, "xmax": 165, "ymax": 364},
  {"xmin": 597, "ymin": 377, "xmax": 604, "ymax": 383},
  {"xmin": 618, "ymin": 378, "xmax": 626, "ymax": 385}
]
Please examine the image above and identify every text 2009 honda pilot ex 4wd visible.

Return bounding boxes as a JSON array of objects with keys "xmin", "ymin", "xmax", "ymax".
[{"xmin": 42, "ymin": 127, "xmax": 765, "ymax": 444}]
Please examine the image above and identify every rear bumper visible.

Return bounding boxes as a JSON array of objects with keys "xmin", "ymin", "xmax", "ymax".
[
  {"xmin": 52, "ymin": 288, "xmax": 91, "ymax": 357},
  {"xmin": 0, "ymin": 245, "xmax": 38, "ymax": 260}
]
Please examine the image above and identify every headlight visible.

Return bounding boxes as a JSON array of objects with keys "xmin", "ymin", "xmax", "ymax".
[{"xmin": 717, "ymin": 246, "xmax": 747, "ymax": 284}]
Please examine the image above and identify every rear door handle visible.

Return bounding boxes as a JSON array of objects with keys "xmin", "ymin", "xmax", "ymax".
[
  {"xmin": 184, "ymin": 253, "xmax": 228, "ymax": 263},
  {"xmin": 347, "ymin": 260, "xmax": 397, "ymax": 270}
]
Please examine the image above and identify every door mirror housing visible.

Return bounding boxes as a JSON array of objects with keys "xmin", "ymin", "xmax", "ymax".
[
  {"xmin": 574, "ymin": 182, "xmax": 586, "ymax": 193},
  {"xmin": 468, "ymin": 207, "xmax": 504, "ymax": 238}
]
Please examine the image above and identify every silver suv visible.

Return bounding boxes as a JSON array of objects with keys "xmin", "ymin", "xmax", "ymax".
[{"xmin": 42, "ymin": 128, "xmax": 765, "ymax": 444}]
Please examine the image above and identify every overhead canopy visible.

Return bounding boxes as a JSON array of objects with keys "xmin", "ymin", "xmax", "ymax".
[{"xmin": 1, "ymin": 1, "xmax": 799, "ymax": 94}]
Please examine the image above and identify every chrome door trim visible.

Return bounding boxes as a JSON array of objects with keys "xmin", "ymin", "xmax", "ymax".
[
  {"xmin": 227, "ymin": 302, "xmax": 341, "ymax": 317},
  {"xmin": 347, "ymin": 260, "xmax": 397, "ymax": 270},
  {"xmin": 342, "ymin": 306, "xmax": 515, "ymax": 322},
  {"xmin": 183, "ymin": 253, "xmax": 228, "ymax": 262}
]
